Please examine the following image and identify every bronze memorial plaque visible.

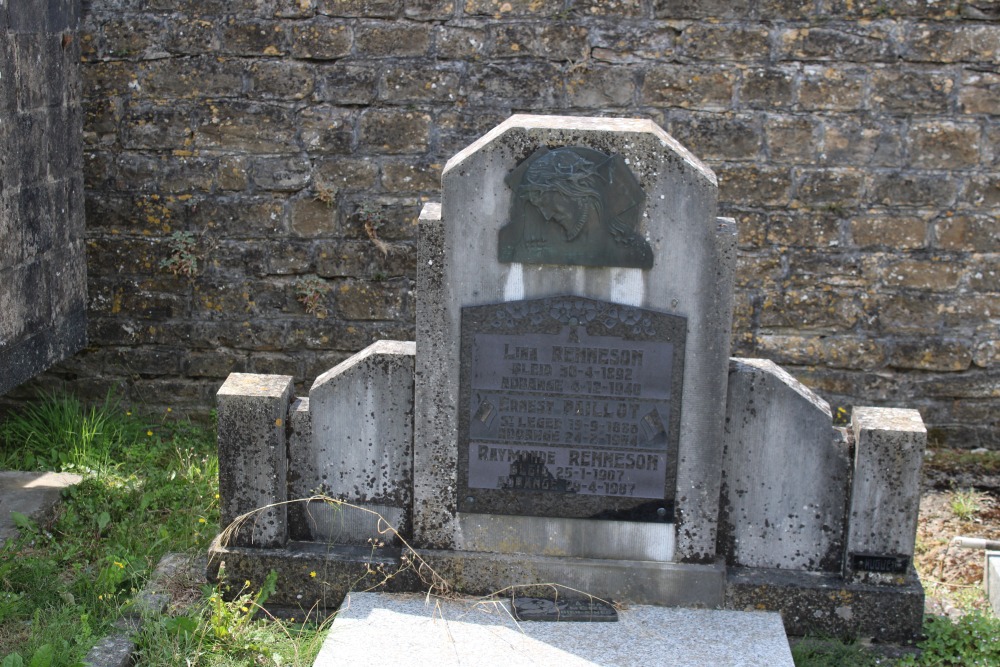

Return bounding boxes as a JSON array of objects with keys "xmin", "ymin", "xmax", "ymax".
[
  {"xmin": 498, "ymin": 146, "xmax": 654, "ymax": 269},
  {"xmin": 458, "ymin": 296, "xmax": 685, "ymax": 522}
]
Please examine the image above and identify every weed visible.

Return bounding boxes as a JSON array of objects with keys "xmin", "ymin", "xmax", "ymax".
[
  {"xmin": 134, "ymin": 571, "xmax": 327, "ymax": 666},
  {"xmin": 791, "ymin": 637, "xmax": 882, "ymax": 666},
  {"xmin": 312, "ymin": 182, "xmax": 336, "ymax": 207},
  {"xmin": 832, "ymin": 406, "xmax": 850, "ymax": 426},
  {"xmin": 160, "ymin": 231, "xmax": 199, "ymax": 278},
  {"xmin": 898, "ymin": 614, "xmax": 1000, "ymax": 666},
  {"xmin": 294, "ymin": 276, "xmax": 332, "ymax": 319},
  {"xmin": 358, "ymin": 202, "xmax": 396, "ymax": 258},
  {"xmin": 949, "ymin": 489, "xmax": 984, "ymax": 520}
]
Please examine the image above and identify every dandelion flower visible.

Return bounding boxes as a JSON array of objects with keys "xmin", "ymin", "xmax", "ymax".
[
  {"xmin": 310, "ymin": 571, "xmax": 317, "ymax": 578},
  {"xmin": 146, "ymin": 430, "xmax": 153, "ymax": 437},
  {"xmin": 198, "ymin": 517, "xmax": 207, "ymax": 524}
]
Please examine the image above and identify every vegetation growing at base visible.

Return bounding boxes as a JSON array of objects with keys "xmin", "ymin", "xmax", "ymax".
[{"xmin": 0, "ymin": 394, "xmax": 324, "ymax": 666}]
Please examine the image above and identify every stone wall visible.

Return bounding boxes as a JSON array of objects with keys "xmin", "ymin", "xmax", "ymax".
[
  {"xmin": 7, "ymin": 0, "xmax": 998, "ymax": 447},
  {"xmin": 0, "ymin": 0, "xmax": 87, "ymax": 396}
]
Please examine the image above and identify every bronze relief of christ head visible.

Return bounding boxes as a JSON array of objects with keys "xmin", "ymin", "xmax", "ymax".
[{"xmin": 498, "ymin": 146, "xmax": 653, "ymax": 270}]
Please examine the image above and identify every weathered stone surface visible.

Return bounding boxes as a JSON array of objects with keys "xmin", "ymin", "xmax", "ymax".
[
  {"xmin": 1, "ymin": 10, "xmax": 86, "ymax": 396},
  {"xmin": 845, "ymin": 407, "xmax": 925, "ymax": 580},
  {"xmin": 870, "ymin": 68, "xmax": 954, "ymax": 113},
  {"xmin": 936, "ymin": 214, "xmax": 1000, "ymax": 251},
  {"xmin": 907, "ymin": 121, "xmax": 982, "ymax": 169},
  {"xmin": 680, "ymin": 23, "xmax": 770, "ymax": 61},
  {"xmin": 296, "ymin": 341, "xmax": 415, "ymax": 542},
  {"xmin": 779, "ymin": 25, "xmax": 896, "ymax": 62},
  {"xmin": 799, "ymin": 65, "xmax": 865, "ymax": 110},
  {"xmin": 642, "ymin": 64, "xmax": 736, "ymax": 109},
  {"xmin": 726, "ymin": 567, "xmax": 924, "ymax": 643},
  {"xmin": 719, "ymin": 358, "xmax": 850, "ymax": 572},
  {"xmin": 4, "ymin": 1, "xmax": 989, "ymax": 452},
  {"xmin": 850, "ymin": 214, "xmax": 927, "ymax": 249},
  {"xmin": 216, "ymin": 373, "xmax": 293, "ymax": 548},
  {"xmin": 414, "ymin": 116, "xmax": 735, "ymax": 566}
]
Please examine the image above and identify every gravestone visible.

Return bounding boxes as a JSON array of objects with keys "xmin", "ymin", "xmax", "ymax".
[
  {"xmin": 414, "ymin": 116, "xmax": 735, "ymax": 573},
  {"xmin": 210, "ymin": 114, "xmax": 927, "ymax": 643}
]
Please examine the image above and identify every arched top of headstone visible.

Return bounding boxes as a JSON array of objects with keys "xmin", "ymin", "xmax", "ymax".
[{"xmin": 444, "ymin": 114, "xmax": 716, "ymax": 188}]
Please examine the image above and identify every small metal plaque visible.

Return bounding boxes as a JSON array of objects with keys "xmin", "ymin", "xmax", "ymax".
[
  {"xmin": 511, "ymin": 597, "xmax": 618, "ymax": 622},
  {"xmin": 498, "ymin": 146, "xmax": 653, "ymax": 269},
  {"xmin": 458, "ymin": 296, "xmax": 685, "ymax": 521},
  {"xmin": 851, "ymin": 553, "xmax": 909, "ymax": 574}
]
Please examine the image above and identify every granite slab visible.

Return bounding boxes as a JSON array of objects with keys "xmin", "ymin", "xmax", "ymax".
[{"xmin": 314, "ymin": 592, "xmax": 793, "ymax": 666}]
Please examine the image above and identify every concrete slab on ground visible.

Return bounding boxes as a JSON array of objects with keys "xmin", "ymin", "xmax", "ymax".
[
  {"xmin": 0, "ymin": 471, "xmax": 81, "ymax": 542},
  {"xmin": 314, "ymin": 592, "xmax": 794, "ymax": 667},
  {"xmin": 987, "ymin": 551, "xmax": 999, "ymax": 617}
]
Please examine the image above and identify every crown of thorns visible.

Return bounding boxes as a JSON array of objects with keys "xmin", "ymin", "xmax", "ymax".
[{"xmin": 522, "ymin": 148, "xmax": 609, "ymax": 188}]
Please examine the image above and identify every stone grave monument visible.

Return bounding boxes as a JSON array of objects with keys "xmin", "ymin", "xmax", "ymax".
[{"xmin": 211, "ymin": 115, "xmax": 926, "ymax": 642}]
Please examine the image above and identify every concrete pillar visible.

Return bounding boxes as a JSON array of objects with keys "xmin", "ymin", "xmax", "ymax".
[
  {"xmin": 217, "ymin": 372, "xmax": 294, "ymax": 548},
  {"xmin": 845, "ymin": 407, "xmax": 926, "ymax": 580}
]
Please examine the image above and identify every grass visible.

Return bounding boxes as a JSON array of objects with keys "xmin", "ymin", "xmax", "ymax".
[
  {"xmin": 0, "ymin": 393, "xmax": 326, "ymax": 666},
  {"xmin": 948, "ymin": 489, "xmax": 986, "ymax": 521}
]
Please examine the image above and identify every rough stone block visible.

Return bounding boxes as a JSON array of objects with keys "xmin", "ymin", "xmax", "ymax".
[
  {"xmin": 680, "ymin": 23, "xmax": 771, "ymax": 61},
  {"xmin": 936, "ymin": 214, "xmax": 1000, "ymax": 252},
  {"xmin": 799, "ymin": 65, "xmax": 865, "ymax": 110},
  {"xmin": 464, "ymin": 0, "xmax": 563, "ymax": 16},
  {"xmin": 289, "ymin": 18, "xmax": 352, "ymax": 59},
  {"xmin": 379, "ymin": 66, "xmax": 462, "ymax": 104},
  {"xmin": 726, "ymin": 567, "xmax": 924, "ymax": 643},
  {"xmin": 313, "ymin": 62, "xmax": 379, "ymax": 104},
  {"xmin": 354, "ymin": 22, "xmax": 429, "ymax": 57},
  {"xmin": 247, "ymin": 60, "xmax": 315, "ymax": 100},
  {"xmin": 764, "ymin": 115, "xmax": 820, "ymax": 165},
  {"xmin": 741, "ymin": 67, "xmax": 795, "ymax": 109},
  {"xmin": 641, "ymin": 64, "xmax": 736, "ymax": 110},
  {"xmin": 358, "ymin": 109, "xmax": 430, "ymax": 154},
  {"xmin": 301, "ymin": 340, "xmax": 415, "ymax": 542},
  {"xmin": 779, "ymin": 25, "xmax": 895, "ymax": 62},
  {"xmin": 217, "ymin": 373, "xmax": 294, "ymax": 549},
  {"xmin": 845, "ymin": 407, "xmax": 925, "ymax": 580},
  {"xmin": 822, "ymin": 117, "xmax": 905, "ymax": 167},
  {"xmin": 850, "ymin": 214, "xmax": 927, "ymax": 250},
  {"xmin": 83, "ymin": 634, "xmax": 134, "ymax": 667},
  {"xmin": 669, "ymin": 112, "xmax": 762, "ymax": 162},
  {"xmin": 465, "ymin": 61, "xmax": 560, "ymax": 108},
  {"xmin": 965, "ymin": 173, "xmax": 1000, "ymax": 208},
  {"xmin": 870, "ymin": 172, "xmax": 959, "ymax": 207},
  {"xmin": 318, "ymin": 0, "xmax": 400, "ymax": 17},
  {"xmin": 719, "ymin": 358, "xmax": 850, "ymax": 572},
  {"xmin": 907, "ymin": 121, "xmax": 981, "ymax": 169},
  {"xmin": 653, "ymin": 0, "xmax": 751, "ymax": 19},
  {"xmin": 218, "ymin": 19, "xmax": 288, "ymax": 56},
  {"xmin": 250, "ymin": 156, "xmax": 312, "ymax": 192},
  {"xmin": 870, "ymin": 69, "xmax": 954, "ymax": 114},
  {"xmin": 959, "ymin": 70, "xmax": 1000, "ymax": 115}
]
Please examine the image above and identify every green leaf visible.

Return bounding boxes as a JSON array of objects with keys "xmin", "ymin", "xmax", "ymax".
[
  {"xmin": 27, "ymin": 645, "xmax": 53, "ymax": 667},
  {"xmin": 164, "ymin": 615, "xmax": 198, "ymax": 636},
  {"xmin": 9, "ymin": 512, "xmax": 34, "ymax": 532},
  {"xmin": 96, "ymin": 511, "xmax": 110, "ymax": 533},
  {"xmin": 2, "ymin": 654, "xmax": 24, "ymax": 667}
]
